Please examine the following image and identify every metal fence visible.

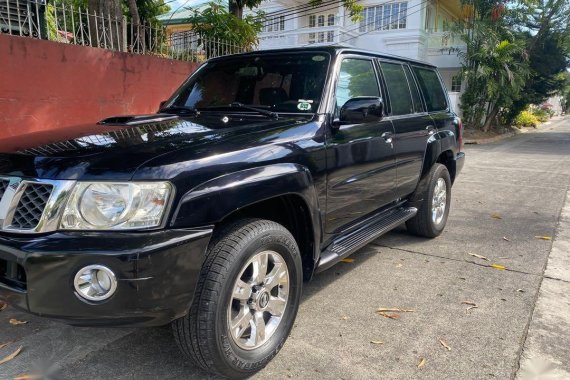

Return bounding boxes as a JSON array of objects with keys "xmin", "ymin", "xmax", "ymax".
[{"xmin": 0, "ymin": 0, "xmax": 245, "ymax": 61}]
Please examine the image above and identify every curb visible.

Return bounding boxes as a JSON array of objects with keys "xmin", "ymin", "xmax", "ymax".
[{"xmin": 464, "ymin": 131, "xmax": 518, "ymax": 145}]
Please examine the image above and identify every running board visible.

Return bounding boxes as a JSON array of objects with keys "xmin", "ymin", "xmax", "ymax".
[{"xmin": 316, "ymin": 207, "xmax": 417, "ymax": 273}]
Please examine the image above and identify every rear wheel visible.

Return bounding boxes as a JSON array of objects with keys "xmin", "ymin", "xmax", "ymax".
[
  {"xmin": 172, "ymin": 219, "xmax": 302, "ymax": 379},
  {"xmin": 406, "ymin": 163, "xmax": 451, "ymax": 238}
]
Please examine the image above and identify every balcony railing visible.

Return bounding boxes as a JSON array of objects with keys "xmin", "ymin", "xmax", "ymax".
[{"xmin": 258, "ymin": 25, "xmax": 355, "ymax": 49}]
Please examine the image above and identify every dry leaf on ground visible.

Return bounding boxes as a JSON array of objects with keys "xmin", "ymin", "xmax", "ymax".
[
  {"xmin": 0, "ymin": 346, "xmax": 23, "ymax": 366},
  {"xmin": 0, "ymin": 302, "xmax": 6, "ymax": 312},
  {"xmin": 439, "ymin": 339, "xmax": 451, "ymax": 351},
  {"xmin": 9, "ymin": 319, "xmax": 28, "ymax": 326},
  {"xmin": 339, "ymin": 316, "xmax": 350, "ymax": 320},
  {"xmin": 461, "ymin": 301, "xmax": 477, "ymax": 306},
  {"xmin": 417, "ymin": 357, "xmax": 427, "ymax": 368},
  {"xmin": 468, "ymin": 253, "xmax": 489, "ymax": 261},
  {"xmin": 491, "ymin": 213, "xmax": 502, "ymax": 219},
  {"xmin": 502, "ymin": 237, "xmax": 510, "ymax": 242},
  {"xmin": 377, "ymin": 312, "xmax": 400, "ymax": 320},
  {"xmin": 377, "ymin": 307, "xmax": 416, "ymax": 313},
  {"xmin": 13, "ymin": 375, "xmax": 41, "ymax": 380},
  {"xmin": 535, "ymin": 236, "xmax": 552, "ymax": 241},
  {"xmin": 396, "ymin": 263, "xmax": 403, "ymax": 268},
  {"xmin": 340, "ymin": 258, "xmax": 355, "ymax": 263},
  {"xmin": 370, "ymin": 340, "xmax": 384, "ymax": 345},
  {"xmin": 516, "ymin": 289, "xmax": 525, "ymax": 293},
  {"xmin": 491, "ymin": 264, "xmax": 506, "ymax": 270}
]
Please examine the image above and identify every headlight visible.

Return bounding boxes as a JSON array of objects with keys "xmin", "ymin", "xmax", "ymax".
[{"xmin": 60, "ymin": 182, "xmax": 172, "ymax": 230}]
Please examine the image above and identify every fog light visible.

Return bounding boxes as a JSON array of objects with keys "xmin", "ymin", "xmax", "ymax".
[{"xmin": 74, "ymin": 265, "xmax": 117, "ymax": 302}]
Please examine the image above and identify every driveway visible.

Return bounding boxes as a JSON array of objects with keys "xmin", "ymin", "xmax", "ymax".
[{"xmin": 1, "ymin": 118, "xmax": 569, "ymax": 380}]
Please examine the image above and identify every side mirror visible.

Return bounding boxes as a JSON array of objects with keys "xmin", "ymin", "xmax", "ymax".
[{"xmin": 338, "ymin": 96, "xmax": 383, "ymax": 125}]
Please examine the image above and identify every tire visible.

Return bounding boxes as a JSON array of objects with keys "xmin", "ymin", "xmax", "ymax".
[
  {"xmin": 172, "ymin": 219, "xmax": 303, "ymax": 379},
  {"xmin": 406, "ymin": 163, "xmax": 451, "ymax": 238}
]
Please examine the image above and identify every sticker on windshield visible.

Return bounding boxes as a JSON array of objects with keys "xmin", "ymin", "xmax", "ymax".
[
  {"xmin": 297, "ymin": 100, "xmax": 312, "ymax": 111},
  {"xmin": 312, "ymin": 55, "xmax": 326, "ymax": 62}
]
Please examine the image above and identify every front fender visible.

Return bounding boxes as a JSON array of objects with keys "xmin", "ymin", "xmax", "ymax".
[{"xmin": 170, "ymin": 163, "xmax": 321, "ymax": 250}]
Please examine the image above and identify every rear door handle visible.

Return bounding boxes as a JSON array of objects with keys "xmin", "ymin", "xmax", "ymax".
[
  {"xmin": 381, "ymin": 131, "xmax": 393, "ymax": 144},
  {"xmin": 426, "ymin": 125, "xmax": 436, "ymax": 135}
]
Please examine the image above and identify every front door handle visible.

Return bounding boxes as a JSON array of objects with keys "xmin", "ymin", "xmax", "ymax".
[
  {"xmin": 426, "ymin": 125, "xmax": 436, "ymax": 135},
  {"xmin": 381, "ymin": 131, "xmax": 393, "ymax": 144}
]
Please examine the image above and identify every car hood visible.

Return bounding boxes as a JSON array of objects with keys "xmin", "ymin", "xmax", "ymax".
[{"xmin": 0, "ymin": 113, "xmax": 312, "ymax": 180}]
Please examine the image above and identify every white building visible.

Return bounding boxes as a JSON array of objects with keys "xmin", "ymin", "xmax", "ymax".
[{"xmin": 247, "ymin": 0, "xmax": 466, "ymax": 114}]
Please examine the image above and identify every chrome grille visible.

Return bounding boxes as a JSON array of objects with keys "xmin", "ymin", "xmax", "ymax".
[
  {"xmin": 11, "ymin": 183, "xmax": 53, "ymax": 229},
  {"xmin": 0, "ymin": 176, "xmax": 75, "ymax": 233}
]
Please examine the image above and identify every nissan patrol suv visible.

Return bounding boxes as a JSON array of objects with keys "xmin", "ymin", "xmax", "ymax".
[{"xmin": 0, "ymin": 47, "xmax": 464, "ymax": 378}]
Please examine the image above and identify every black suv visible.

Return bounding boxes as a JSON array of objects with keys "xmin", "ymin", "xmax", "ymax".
[{"xmin": 0, "ymin": 47, "xmax": 464, "ymax": 378}]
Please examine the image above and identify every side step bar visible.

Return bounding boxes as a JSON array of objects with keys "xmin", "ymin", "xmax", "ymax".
[{"xmin": 316, "ymin": 207, "xmax": 417, "ymax": 273}]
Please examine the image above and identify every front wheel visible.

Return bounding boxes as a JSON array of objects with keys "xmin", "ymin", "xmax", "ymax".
[
  {"xmin": 172, "ymin": 219, "xmax": 302, "ymax": 379},
  {"xmin": 406, "ymin": 163, "xmax": 452, "ymax": 238}
]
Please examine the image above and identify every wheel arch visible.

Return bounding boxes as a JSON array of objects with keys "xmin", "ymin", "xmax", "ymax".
[{"xmin": 170, "ymin": 163, "xmax": 322, "ymax": 280}]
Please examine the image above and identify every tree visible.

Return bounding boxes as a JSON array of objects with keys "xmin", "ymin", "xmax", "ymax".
[
  {"xmin": 453, "ymin": 0, "xmax": 530, "ymax": 131},
  {"xmin": 505, "ymin": 0, "xmax": 570, "ymax": 120},
  {"xmin": 187, "ymin": 3, "xmax": 263, "ymax": 57}
]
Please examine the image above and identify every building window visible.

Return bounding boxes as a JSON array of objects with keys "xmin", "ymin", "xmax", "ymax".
[
  {"xmin": 309, "ymin": 15, "xmax": 316, "ymax": 27},
  {"xmin": 328, "ymin": 14, "xmax": 335, "ymax": 26},
  {"xmin": 359, "ymin": 2, "xmax": 408, "ymax": 32},
  {"xmin": 451, "ymin": 75, "xmax": 462, "ymax": 92},
  {"xmin": 264, "ymin": 15, "xmax": 285, "ymax": 32},
  {"xmin": 327, "ymin": 31, "xmax": 334, "ymax": 42}
]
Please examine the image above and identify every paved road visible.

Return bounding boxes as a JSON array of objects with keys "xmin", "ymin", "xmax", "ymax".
[{"xmin": 1, "ymin": 118, "xmax": 569, "ymax": 380}]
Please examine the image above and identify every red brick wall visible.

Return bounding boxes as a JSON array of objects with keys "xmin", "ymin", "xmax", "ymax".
[{"xmin": 0, "ymin": 34, "xmax": 198, "ymax": 151}]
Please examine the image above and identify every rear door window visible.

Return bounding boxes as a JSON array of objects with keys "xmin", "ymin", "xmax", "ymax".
[
  {"xmin": 412, "ymin": 67, "xmax": 448, "ymax": 112},
  {"xmin": 378, "ymin": 62, "xmax": 414, "ymax": 116}
]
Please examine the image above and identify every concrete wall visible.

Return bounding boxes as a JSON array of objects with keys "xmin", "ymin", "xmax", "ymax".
[{"xmin": 0, "ymin": 34, "xmax": 198, "ymax": 150}]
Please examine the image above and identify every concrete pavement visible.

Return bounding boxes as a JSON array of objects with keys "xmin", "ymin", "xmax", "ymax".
[{"xmin": 0, "ymin": 117, "xmax": 569, "ymax": 379}]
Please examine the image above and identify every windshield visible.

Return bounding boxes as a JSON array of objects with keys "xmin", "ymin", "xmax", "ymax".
[{"xmin": 166, "ymin": 53, "xmax": 330, "ymax": 114}]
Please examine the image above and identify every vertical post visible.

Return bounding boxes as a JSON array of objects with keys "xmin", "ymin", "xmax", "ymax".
[
  {"xmin": 79, "ymin": 6, "xmax": 85, "ymax": 45},
  {"xmin": 6, "ymin": 0, "xmax": 11, "ymax": 35},
  {"xmin": 34, "ymin": 1, "xmax": 41, "ymax": 39},
  {"xmin": 15, "ymin": 0, "xmax": 22, "ymax": 36},
  {"xmin": 108, "ymin": 12, "xmax": 114, "ymax": 50},
  {"xmin": 94, "ymin": 10, "xmax": 99, "ymax": 47},
  {"xmin": 62, "ymin": 2, "xmax": 67, "ymax": 40},
  {"xmin": 71, "ymin": 3, "xmax": 76, "ymax": 44},
  {"xmin": 122, "ymin": 15, "xmax": 127, "ymax": 52},
  {"xmin": 86, "ymin": 6, "xmax": 92, "ymax": 46}
]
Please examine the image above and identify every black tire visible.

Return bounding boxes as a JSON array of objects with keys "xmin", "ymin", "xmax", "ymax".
[
  {"xmin": 172, "ymin": 219, "xmax": 303, "ymax": 379},
  {"xmin": 406, "ymin": 163, "xmax": 451, "ymax": 238}
]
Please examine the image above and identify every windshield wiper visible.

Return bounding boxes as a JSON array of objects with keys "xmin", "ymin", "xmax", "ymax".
[
  {"xmin": 159, "ymin": 106, "xmax": 199, "ymax": 115},
  {"xmin": 228, "ymin": 102, "xmax": 279, "ymax": 120}
]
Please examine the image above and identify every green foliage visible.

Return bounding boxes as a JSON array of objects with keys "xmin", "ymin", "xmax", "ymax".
[
  {"xmin": 513, "ymin": 110, "xmax": 539, "ymax": 128},
  {"xmin": 531, "ymin": 107, "xmax": 550, "ymax": 122},
  {"xmin": 453, "ymin": 18, "xmax": 529, "ymax": 130},
  {"xmin": 505, "ymin": 0, "xmax": 570, "ymax": 120},
  {"xmin": 187, "ymin": 2, "xmax": 263, "ymax": 55}
]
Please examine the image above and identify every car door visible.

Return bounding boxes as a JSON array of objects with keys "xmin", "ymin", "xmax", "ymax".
[
  {"xmin": 325, "ymin": 56, "xmax": 396, "ymax": 235},
  {"xmin": 377, "ymin": 60, "xmax": 435, "ymax": 199},
  {"xmin": 411, "ymin": 65, "xmax": 456, "ymax": 146}
]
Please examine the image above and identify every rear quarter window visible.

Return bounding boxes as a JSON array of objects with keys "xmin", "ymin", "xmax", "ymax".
[{"xmin": 412, "ymin": 67, "xmax": 448, "ymax": 112}]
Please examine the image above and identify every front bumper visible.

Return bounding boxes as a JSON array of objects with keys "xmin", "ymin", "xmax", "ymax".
[{"xmin": 0, "ymin": 228, "xmax": 212, "ymax": 327}]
